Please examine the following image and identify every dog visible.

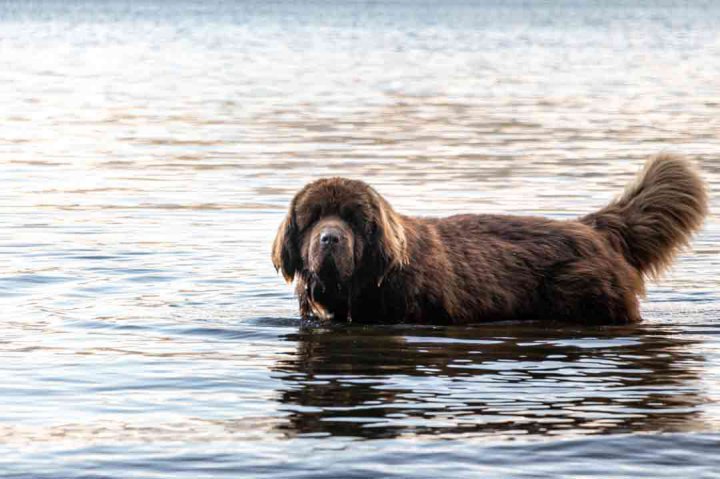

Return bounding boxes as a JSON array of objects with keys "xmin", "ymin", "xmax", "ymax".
[{"xmin": 272, "ymin": 154, "xmax": 707, "ymax": 324}]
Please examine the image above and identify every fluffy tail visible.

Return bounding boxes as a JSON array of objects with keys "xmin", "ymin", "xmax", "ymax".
[{"xmin": 581, "ymin": 153, "xmax": 708, "ymax": 279}]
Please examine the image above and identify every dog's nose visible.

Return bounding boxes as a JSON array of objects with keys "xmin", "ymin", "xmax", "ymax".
[{"xmin": 320, "ymin": 230, "xmax": 340, "ymax": 245}]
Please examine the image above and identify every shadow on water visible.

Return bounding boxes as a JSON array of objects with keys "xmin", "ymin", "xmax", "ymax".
[{"xmin": 273, "ymin": 322, "xmax": 706, "ymax": 440}]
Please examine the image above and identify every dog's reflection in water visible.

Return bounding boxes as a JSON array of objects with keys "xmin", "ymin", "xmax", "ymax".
[{"xmin": 273, "ymin": 323, "xmax": 706, "ymax": 439}]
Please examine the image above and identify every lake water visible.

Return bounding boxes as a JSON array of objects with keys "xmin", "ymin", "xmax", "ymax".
[{"xmin": 1, "ymin": 0, "xmax": 719, "ymax": 477}]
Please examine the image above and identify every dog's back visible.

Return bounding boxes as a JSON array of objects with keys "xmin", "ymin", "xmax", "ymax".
[{"xmin": 411, "ymin": 154, "xmax": 709, "ymax": 324}]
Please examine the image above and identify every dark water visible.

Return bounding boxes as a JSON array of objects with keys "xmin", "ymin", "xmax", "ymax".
[{"xmin": 1, "ymin": 1, "xmax": 719, "ymax": 477}]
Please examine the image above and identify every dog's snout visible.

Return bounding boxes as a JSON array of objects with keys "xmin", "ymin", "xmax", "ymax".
[{"xmin": 320, "ymin": 229, "xmax": 341, "ymax": 246}]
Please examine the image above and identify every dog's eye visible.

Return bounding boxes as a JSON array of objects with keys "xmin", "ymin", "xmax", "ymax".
[
  {"xmin": 341, "ymin": 207, "xmax": 358, "ymax": 224},
  {"xmin": 298, "ymin": 206, "xmax": 322, "ymax": 231}
]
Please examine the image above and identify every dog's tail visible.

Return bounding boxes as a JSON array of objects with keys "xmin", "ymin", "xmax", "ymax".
[{"xmin": 581, "ymin": 153, "xmax": 708, "ymax": 279}]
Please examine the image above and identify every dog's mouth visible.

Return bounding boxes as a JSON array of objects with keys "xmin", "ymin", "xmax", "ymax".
[{"xmin": 305, "ymin": 267, "xmax": 352, "ymax": 322}]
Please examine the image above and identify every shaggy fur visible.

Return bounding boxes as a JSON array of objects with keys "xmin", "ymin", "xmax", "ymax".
[{"xmin": 272, "ymin": 154, "xmax": 708, "ymax": 324}]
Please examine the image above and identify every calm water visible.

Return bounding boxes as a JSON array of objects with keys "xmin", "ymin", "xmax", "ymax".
[{"xmin": 1, "ymin": 1, "xmax": 720, "ymax": 477}]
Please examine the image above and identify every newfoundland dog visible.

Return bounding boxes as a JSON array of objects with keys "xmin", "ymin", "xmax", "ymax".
[{"xmin": 272, "ymin": 154, "xmax": 707, "ymax": 324}]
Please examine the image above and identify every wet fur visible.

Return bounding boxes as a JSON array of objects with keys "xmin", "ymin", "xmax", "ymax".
[{"xmin": 272, "ymin": 154, "xmax": 708, "ymax": 324}]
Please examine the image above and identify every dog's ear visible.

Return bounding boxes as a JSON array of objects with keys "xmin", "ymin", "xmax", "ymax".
[
  {"xmin": 369, "ymin": 188, "xmax": 408, "ymax": 285},
  {"xmin": 272, "ymin": 208, "xmax": 301, "ymax": 283}
]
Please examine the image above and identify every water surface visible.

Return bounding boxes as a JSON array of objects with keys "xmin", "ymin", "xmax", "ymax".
[{"xmin": 1, "ymin": 1, "xmax": 719, "ymax": 477}]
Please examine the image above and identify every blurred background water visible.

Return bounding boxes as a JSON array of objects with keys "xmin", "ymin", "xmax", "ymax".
[{"xmin": 0, "ymin": 0, "xmax": 719, "ymax": 477}]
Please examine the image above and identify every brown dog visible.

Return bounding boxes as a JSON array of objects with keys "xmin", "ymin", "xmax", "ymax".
[{"xmin": 272, "ymin": 154, "xmax": 707, "ymax": 324}]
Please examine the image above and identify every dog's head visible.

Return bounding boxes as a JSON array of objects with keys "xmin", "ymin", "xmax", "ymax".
[{"xmin": 272, "ymin": 178, "xmax": 408, "ymax": 320}]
